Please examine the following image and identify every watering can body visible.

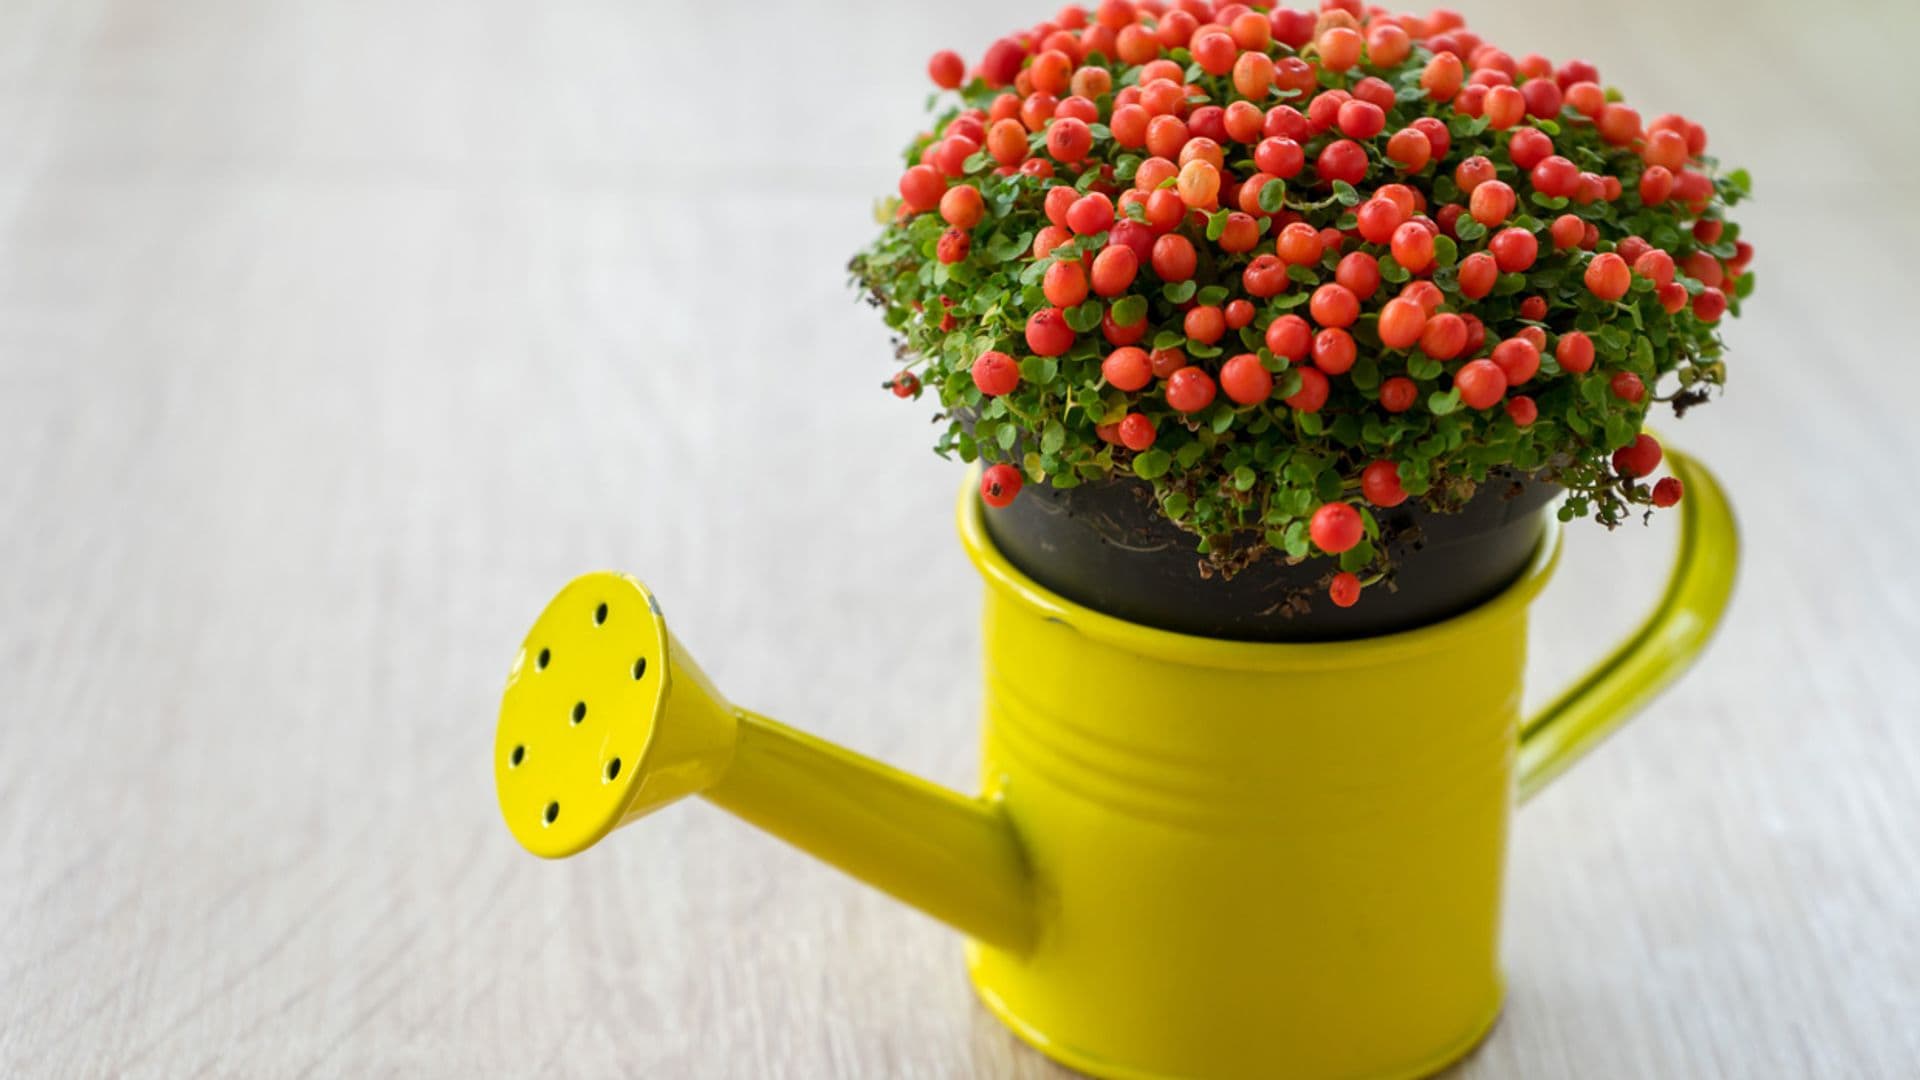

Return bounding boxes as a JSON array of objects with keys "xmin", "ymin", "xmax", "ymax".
[
  {"xmin": 494, "ymin": 450, "xmax": 1736, "ymax": 1080},
  {"xmin": 960, "ymin": 522, "xmax": 1542, "ymax": 1078}
]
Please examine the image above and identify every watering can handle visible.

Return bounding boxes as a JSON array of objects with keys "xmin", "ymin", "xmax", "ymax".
[{"xmin": 1516, "ymin": 446, "xmax": 1737, "ymax": 801}]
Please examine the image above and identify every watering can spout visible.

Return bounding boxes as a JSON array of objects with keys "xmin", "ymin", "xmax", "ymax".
[{"xmin": 493, "ymin": 573, "xmax": 1037, "ymax": 954}]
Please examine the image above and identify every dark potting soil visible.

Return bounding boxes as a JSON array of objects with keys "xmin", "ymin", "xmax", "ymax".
[{"xmin": 981, "ymin": 471, "xmax": 1559, "ymax": 642}]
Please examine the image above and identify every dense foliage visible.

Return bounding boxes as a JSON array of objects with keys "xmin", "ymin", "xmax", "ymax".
[{"xmin": 851, "ymin": 0, "xmax": 1751, "ymax": 608}]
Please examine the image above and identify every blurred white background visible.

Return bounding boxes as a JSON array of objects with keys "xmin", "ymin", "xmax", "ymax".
[{"xmin": 1, "ymin": 0, "xmax": 1915, "ymax": 1076}]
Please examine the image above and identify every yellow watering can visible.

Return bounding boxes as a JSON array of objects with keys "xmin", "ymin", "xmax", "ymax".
[{"xmin": 493, "ymin": 448, "xmax": 1736, "ymax": 1080}]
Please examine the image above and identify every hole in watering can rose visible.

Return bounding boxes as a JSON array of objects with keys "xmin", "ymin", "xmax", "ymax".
[
  {"xmin": 594, "ymin": 603, "xmax": 608, "ymax": 626},
  {"xmin": 631, "ymin": 657, "xmax": 647, "ymax": 680},
  {"xmin": 543, "ymin": 802, "xmax": 559, "ymax": 826},
  {"xmin": 571, "ymin": 702, "xmax": 586, "ymax": 725},
  {"xmin": 535, "ymin": 647, "xmax": 550, "ymax": 671},
  {"xmin": 510, "ymin": 745, "xmax": 525, "ymax": 767},
  {"xmin": 604, "ymin": 758, "xmax": 621, "ymax": 782}
]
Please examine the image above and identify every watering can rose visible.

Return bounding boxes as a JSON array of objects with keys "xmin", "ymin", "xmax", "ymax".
[{"xmin": 850, "ymin": 0, "xmax": 1752, "ymax": 611}]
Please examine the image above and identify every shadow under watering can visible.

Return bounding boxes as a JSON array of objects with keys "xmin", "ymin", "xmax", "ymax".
[{"xmin": 493, "ymin": 448, "xmax": 1737, "ymax": 1080}]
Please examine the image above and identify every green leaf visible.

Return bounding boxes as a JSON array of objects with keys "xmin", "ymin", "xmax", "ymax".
[
  {"xmin": 1330, "ymin": 414, "xmax": 1361, "ymax": 445},
  {"xmin": 1331, "ymin": 180, "xmax": 1361, "ymax": 206},
  {"xmin": 1350, "ymin": 355, "xmax": 1381, "ymax": 391},
  {"xmin": 1162, "ymin": 280, "xmax": 1198, "ymax": 304},
  {"xmin": 1428, "ymin": 389, "xmax": 1462, "ymax": 415},
  {"xmin": 996, "ymin": 423, "xmax": 1019, "ymax": 450},
  {"xmin": 1276, "ymin": 368, "xmax": 1304, "ymax": 399},
  {"xmin": 1407, "ymin": 355, "xmax": 1443, "ymax": 380},
  {"xmin": 1233, "ymin": 465, "xmax": 1257, "ymax": 491},
  {"xmin": 1065, "ymin": 301, "xmax": 1104, "ymax": 333},
  {"xmin": 1339, "ymin": 539, "xmax": 1377, "ymax": 572},
  {"xmin": 1633, "ymin": 335, "xmax": 1656, "ymax": 370},
  {"xmin": 1112, "ymin": 294, "xmax": 1149, "ymax": 327},
  {"xmin": 1455, "ymin": 219, "xmax": 1487, "ymax": 242},
  {"xmin": 1257, "ymin": 178, "xmax": 1288, "ymax": 213},
  {"xmin": 1433, "ymin": 234, "xmax": 1459, "ymax": 268},
  {"xmin": 1581, "ymin": 374, "xmax": 1608, "ymax": 406},
  {"xmin": 1020, "ymin": 355, "xmax": 1059, "ymax": 383},
  {"xmin": 1196, "ymin": 285, "xmax": 1230, "ymax": 307},
  {"xmin": 1040, "ymin": 422, "xmax": 1066, "ymax": 455},
  {"xmin": 1205, "ymin": 210, "xmax": 1231, "ymax": 242},
  {"xmin": 985, "ymin": 230, "xmax": 1030, "ymax": 262},
  {"xmin": 1163, "ymin": 492, "xmax": 1190, "ymax": 518},
  {"xmin": 1132, "ymin": 448, "xmax": 1172, "ymax": 479},
  {"xmin": 1282, "ymin": 520, "xmax": 1311, "ymax": 559},
  {"xmin": 1604, "ymin": 412, "xmax": 1636, "ymax": 447}
]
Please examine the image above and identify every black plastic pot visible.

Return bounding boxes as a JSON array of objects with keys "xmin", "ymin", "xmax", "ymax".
[{"xmin": 981, "ymin": 471, "xmax": 1559, "ymax": 643}]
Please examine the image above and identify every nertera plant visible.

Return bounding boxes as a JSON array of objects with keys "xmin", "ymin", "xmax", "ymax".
[{"xmin": 851, "ymin": 0, "xmax": 1751, "ymax": 609}]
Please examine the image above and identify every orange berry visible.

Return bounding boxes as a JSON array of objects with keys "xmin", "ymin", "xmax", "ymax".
[
  {"xmin": 1151, "ymin": 233, "xmax": 1198, "ymax": 281},
  {"xmin": 1317, "ymin": 27, "xmax": 1364, "ymax": 73},
  {"xmin": 1378, "ymin": 297, "xmax": 1427, "ymax": 350},
  {"xmin": 1176, "ymin": 159, "xmax": 1220, "ymax": 208},
  {"xmin": 1584, "ymin": 252, "xmax": 1632, "ymax": 302},
  {"xmin": 939, "ymin": 184, "xmax": 984, "ymax": 229}
]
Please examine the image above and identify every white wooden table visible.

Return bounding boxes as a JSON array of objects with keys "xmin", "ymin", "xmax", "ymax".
[{"xmin": 3, "ymin": 0, "xmax": 1915, "ymax": 1075}]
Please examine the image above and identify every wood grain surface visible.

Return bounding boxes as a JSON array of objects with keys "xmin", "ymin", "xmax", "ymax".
[{"xmin": 2, "ymin": 0, "xmax": 1915, "ymax": 1076}]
